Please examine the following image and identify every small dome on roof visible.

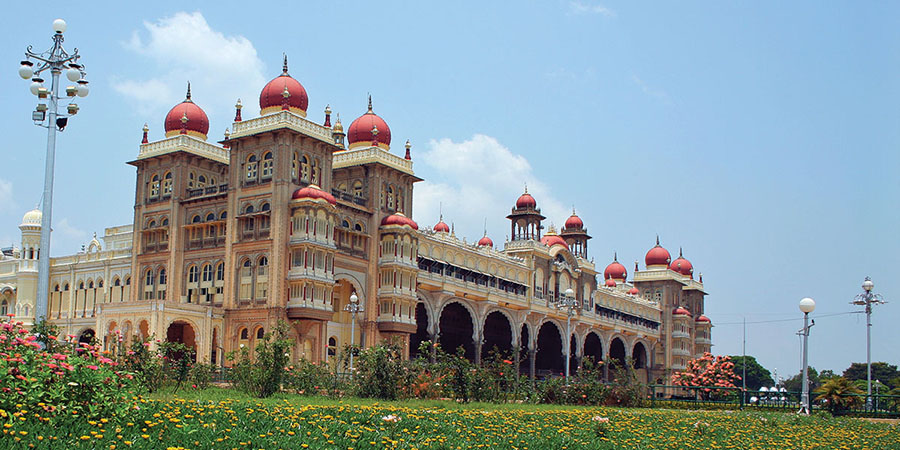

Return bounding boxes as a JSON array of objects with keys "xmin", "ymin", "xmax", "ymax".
[
  {"xmin": 604, "ymin": 254, "xmax": 627, "ymax": 281},
  {"xmin": 381, "ymin": 212, "xmax": 418, "ymax": 230},
  {"xmin": 291, "ymin": 184, "xmax": 336, "ymax": 205},
  {"xmin": 564, "ymin": 210, "xmax": 583, "ymax": 230},
  {"xmin": 164, "ymin": 83, "xmax": 210, "ymax": 140},
  {"xmin": 673, "ymin": 306, "xmax": 692, "ymax": 317},
  {"xmin": 669, "ymin": 248, "xmax": 694, "ymax": 277},
  {"xmin": 259, "ymin": 55, "xmax": 309, "ymax": 116},
  {"xmin": 477, "ymin": 235, "xmax": 494, "ymax": 247},
  {"xmin": 347, "ymin": 96, "xmax": 391, "ymax": 150},
  {"xmin": 433, "ymin": 216, "xmax": 450, "ymax": 233},
  {"xmin": 645, "ymin": 236, "xmax": 671, "ymax": 267},
  {"xmin": 21, "ymin": 208, "xmax": 42, "ymax": 227},
  {"xmin": 605, "ymin": 278, "xmax": 617, "ymax": 288},
  {"xmin": 696, "ymin": 315, "xmax": 711, "ymax": 324},
  {"xmin": 628, "ymin": 287, "xmax": 639, "ymax": 295}
]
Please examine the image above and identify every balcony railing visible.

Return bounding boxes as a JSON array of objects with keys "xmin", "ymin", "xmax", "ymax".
[
  {"xmin": 186, "ymin": 183, "xmax": 228, "ymax": 200},
  {"xmin": 331, "ymin": 188, "xmax": 369, "ymax": 207}
]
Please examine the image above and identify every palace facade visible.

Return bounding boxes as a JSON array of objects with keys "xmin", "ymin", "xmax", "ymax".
[{"xmin": 0, "ymin": 58, "xmax": 712, "ymax": 382}]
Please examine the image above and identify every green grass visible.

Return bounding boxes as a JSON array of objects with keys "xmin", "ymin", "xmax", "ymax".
[{"xmin": 3, "ymin": 387, "xmax": 898, "ymax": 449}]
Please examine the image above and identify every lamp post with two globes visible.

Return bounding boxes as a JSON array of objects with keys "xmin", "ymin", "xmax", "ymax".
[
  {"xmin": 557, "ymin": 288, "xmax": 577, "ymax": 383},
  {"xmin": 345, "ymin": 293, "xmax": 363, "ymax": 374},
  {"xmin": 18, "ymin": 19, "xmax": 89, "ymax": 321},
  {"xmin": 798, "ymin": 297, "xmax": 815, "ymax": 415},
  {"xmin": 852, "ymin": 277, "xmax": 886, "ymax": 411}
]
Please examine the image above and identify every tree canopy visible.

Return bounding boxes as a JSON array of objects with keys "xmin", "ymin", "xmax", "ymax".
[
  {"xmin": 843, "ymin": 362, "xmax": 899, "ymax": 389},
  {"xmin": 728, "ymin": 355, "xmax": 774, "ymax": 390}
]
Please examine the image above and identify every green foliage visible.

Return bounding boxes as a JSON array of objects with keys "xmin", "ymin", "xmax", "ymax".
[
  {"xmin": 228, "ymin": 320, "xmax": 294, "ymax": 398},
  {"xmin": 843, "ymin": 362, "xmax": 899, "ymax": 388},
  {"xmin": 606, "ymin": 359, "xmax": 648, "ymax": 407},
  {"xmin": 783, "ymin": 366, "xmax": 820, "ymax": 393},
  {"xmin": 353, "ymin": 338, "xmax": 405, "ymax": 400},
  {"xmin": 0, "ymin": 318, "xmax": 142, "ymax": 422},
  {"xmin": 189, "ymin": 362, "xmax": 215, "ymax": 390},
  {"xmin": 814, "ymin": 377, "xmax": 864, "ymax": 415},
  {"xmin": 728, "ymin": 355, "xmax": 774, "ymax": 390},
  {"xmin": 283, "ymin": 359, "xmax": 332, "ymax": 396}
]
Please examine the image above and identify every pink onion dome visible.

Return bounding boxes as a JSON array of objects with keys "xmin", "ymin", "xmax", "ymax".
[
  {"xmin": 605, "ymin": 278, "xmax": 617, "ymax": 288},
  {"xmin": 668, "ymin": 248, "xmax": 694, "ymax": 277},
  {"xmin": 433, "ymin": 217, "xmax": 450, "ymax": 233},
  {"xmin": 564, "ymin": 211, "xmax": 583, "ymax": 230},
  {"xmin": 164, "ymin": 83, "xmax": 209, "ymax": 140},
  {"xmin": 259, "ymin": 55, "xmax": 309, "ymax": 116},
  {"xmin": 628, "ymin": 287, "xmax": 639, "ymax": 295},
  {"xmin": 604, "ymin": 254, "xmax": 627, "ymax": 281},
  {"xmin": 515, "ymin": 188, "xmax": 537, "ymax": 209},
  {"xmin": 380, "ymin": 212, "xmax": 418, "ymax": 230},
  {"xmin": 540, "ymin": 233, "xmax": 568, "ymax": 248},
  {"xmin": 673, "ymin": 306, "xmax": 692, "ymax": 317},
  {"xmin": 347, "ymin": 96, "xmax": 391, "ymax": 150},
  {"xmin": 291, "ymin": 184, "xmax": 336, "ymax": 205},
  {"xmin": 696, "ymin": 315, "xmax": 711, "ymax": 324},
  {"xmin": 645, "ymin": 236, "xmax": 671, "ymax": 268},
  {"xmin": 477, "ymin": 235, "xmax": 494, "ymax": 247}
]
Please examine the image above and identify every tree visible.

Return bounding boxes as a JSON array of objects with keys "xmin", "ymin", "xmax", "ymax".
[
  {"xmin": 814, "ymin": 377, "xmax": 863, "ymax": 415},
  {"xmin": 728, "ymin": 355, "xmax": 773, "ymax": 390},
  {"xmin": 843, "ymin": 362, "xmax": 899, "ymax": 388},
  {"xmin": 671, "ymin": 353, "xmax": 741, "ymax": 399},
  {"xmin": 783, "ymin": 366, "xmax": 820, "ymax": 393}
]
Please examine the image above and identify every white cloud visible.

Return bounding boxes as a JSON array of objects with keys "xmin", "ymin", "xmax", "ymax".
[
  {"xmin": 0, "ymin": 178, "xmax": 14, "ymax": 214},
  {"xmin": 632, "ymin": 74, "xmax": 672, "ymax": 104},
  {"xmin": 114, "ymin": 11, "xmax": 267, "ymax": 129},
  {"xmin": 569, "ymin": 1, "xmax": 616, "ymax": 17},
  {"xmin": 55, "ymin": 218, "xmax": 88, "ymax": 242},
  {"xmin": 412, "ymin": 135, "xmax": 571, "ymax": 245}
]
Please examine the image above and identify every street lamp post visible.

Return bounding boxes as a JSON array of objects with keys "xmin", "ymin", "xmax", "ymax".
[
  {"xmin": 345, "ymin": 293, "xmax": 363, "ymax": 374},
  {"xmin": 798, "ymin": 297, "xmax": 815, "ymax": 415},
  {"xmin": 18, "ymin": 19, "xmax": 89, "ymax": 322},
  {"xmin": 852, "ymin": 277, "xmax": 886, "ymax": 411},
  {"xmin": 557, "ymin": 288, "xmax": 577, "ymax": 383}
]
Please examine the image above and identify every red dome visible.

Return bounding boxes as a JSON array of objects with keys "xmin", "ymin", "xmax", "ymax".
[
  {"xmin": 540, "ymin": 234, "xmax": 567, "ymax": 248},
  {"xmin": 604, "ymin": 256, "xmax": 627, "ymax": 281},
  {"xmin": 259, "ymin": 58, "xmax": 309, "ymax": 116},
  {"xmin": 645, "ymin": 237, "xmax": 671, "ymax": 267},
  {"xmin": 696, "ymin": 315, "xmax": 711, "ymax": 323},
  {"xmin": 348, "ymin": 97, "xmax": 391, "ymax": 150},
  {"xmin": 673, "ymin": 307, "xmax": 692, "ymax": 317},
  {"xmin": 669, "ymin": 249, "xmax": 693, "ymax": 277},
  {"xmin": 628, "ymin": 287, "xmax": 639, "ymax": 295},
  {"xmin": 381, "ymin": 213, "xmax": 418, "ymax": 230},
  {"xmin": 477, "ymin": 235, "xmax": 494, "ymax": 247},
  {"xmin": 605, "ymin": 278, "xmax": 617, "ymax": 288},
  {"xmin": 564, "ymin": 212, "xmax": 583, "ymax": 230},
  {"xmin": 291, "ymin": 184, "xmax": 336, "ymax": 205},
  {"xmin": 164, "ymin": 85, "xmax": 209, "ymax": 140},
  {"xmin": 515, "ymin": 191, "xmax": 537, "ymax": 209},
  {"xmin": 433, "ymin": 219, "xmax": 450, "ymax": 233}
]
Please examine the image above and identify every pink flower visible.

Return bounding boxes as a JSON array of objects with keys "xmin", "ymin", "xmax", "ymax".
[{"xmin": 86, "ymin": 365, "xmax": 98, "ymax": 370}]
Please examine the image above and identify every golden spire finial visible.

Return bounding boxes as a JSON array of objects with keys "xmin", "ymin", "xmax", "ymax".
[
  {"xmin": 180, "ymin": 112, "xmax": 189, "ymax": 124},
  {"xmin": 283, "ymin": 53, "xmax": 289, "ymax": 75},
  {"xmin": 367, "ymin": 94, "xmax": 373, "ymax": 112}
]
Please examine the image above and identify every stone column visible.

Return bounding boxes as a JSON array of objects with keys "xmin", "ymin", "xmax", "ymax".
[{"xmin": 528, "ymin": 348, "xmax": 537, "ymax": 379}]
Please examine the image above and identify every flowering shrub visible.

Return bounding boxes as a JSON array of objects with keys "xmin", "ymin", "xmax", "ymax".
[
  {"xmin": 671, "ymin": 352, "xmax": 741, "ymax": 399},
  {"xmin": 0, "ymin": 318, "xmax": 142, "ymax": 421},
  {"xmin": 354, "ymin": 338, "xmax": 406, "ymax": 400},
  {"xmin": 228, "ymin": 320, "xmax": 293, "ymax": 398}
]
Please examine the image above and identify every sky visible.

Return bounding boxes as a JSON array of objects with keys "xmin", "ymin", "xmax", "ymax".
[{"xmin": 1, "ymin": 1, "xmax": 898, "ymax": 381}]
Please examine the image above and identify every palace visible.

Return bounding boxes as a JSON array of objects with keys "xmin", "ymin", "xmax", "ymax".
[{"xmin": 0, "ymin": 57, "xmax": 712, "ymax": 383}]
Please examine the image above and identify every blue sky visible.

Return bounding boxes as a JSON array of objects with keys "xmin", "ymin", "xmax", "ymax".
[{"xmin": 2, "ymin": 1, "xmax": 898, "ymax": 381}]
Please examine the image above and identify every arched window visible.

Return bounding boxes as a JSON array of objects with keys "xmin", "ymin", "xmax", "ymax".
[
  {"xmin": 206, "ymin": 213, "xmax": 215, "ymax": 222},
  {"xmin": 311, "ymin": 158, "xmax": 320, "ymax": 184},
  {"xmin": 163, "ymin": 172, "xmax": 173, "ymax": 195},
  {"xmin": 54, "ymin": 284, "xmax": 61, "ymax": 291},
  {"xmin": 209, "ymin": 177, "xmax": 216, "ymax": 186},
  {"xmin": 256, "ymin": 328, "xmax": 265, "ymax": 339},
  {"xmin": 158, "ymin": 268, "xmax": 167, "ymax": 285},
  {"xmin": 145, "ymin": 269, "xmax": 155, "ymax": 286},
  {"xmin": 258, "ymin": 256, "xmax": 268, "ymax": 276},
  {"xmin": 386, "ymin": 185, "xmax": 394, "ymax": 210},
  {"xmin": 216, "ymin": 262, "xmax": 225, "ymax": 281},
  {"xmin": 148, "ymin": 220, "xmax": 157, "ymax": 229},
  {"xmin": 292, "ymin": 152, "xmax": 299, "ymax": 181},
  {"xmin": 261, "ymin": 152, "xmax": 274, "ymax": 179},
  {"xmin": 198, "ymin": 175, "xmax": 206, "ymax": 188},
  {"xmin": 64, "ymin": 283, "xmax": 70, "ymax": 291},
  {"xmin": 162, "ymin": 218, "xmax": 169, "ymax": 226},
  {"xmin": 261, "ymin": 203, "xmax": 270, "ymax": 212},
  {"xmin": 188, "ymin": 172, "xmax": 195, "ymax": 188},
  {"xmin": 354, "ymin": 223, "xmax": 363, "ymax": 232},
  {"xmin": 188, "ymin": 265, "xmax": 199, "ymax": 283},
  {"xmin": 150, "ymin": 174, "xmax": 160, "ymax": 197},
  {"xmin": 0, "ymin": 300, "xmax": 7, "ymax": 316},
  {"xmin": 202, "ymin": 264, "xmax": 213, "ymax": 282},
  {"xmin": 337, "ymin": 182, "xmax": 347, "ymax": 192},
  {"xmin": 300, "ymin": 155, "xmax": 310, "ymax": 182},
  {"xmin": 113, "ymin": 278, "xmax": 120, "ymax": 287},
  {"xmin": 219, "ymin": 211, "xmax": 227, "ymax": 220},
  {"xmin": 353, "ymin": 180, "xmax": 363, "ymax": 197},
  {"xmin": 327, "ymin": 336, "xmax": 337, "ymax": 357},
  {"xmin": 124, "ymin": 277, "xmax": 130, "ymax": 286},
  {"xmin": 192, "ymin": 215, "xmax": 201, "ymax": 224},
  {"xmin": 244, "ymin": 204, "xmax": 254, "ymax": 214},
  {"xmin": 240, "ymin": 328, "xmax": 249, "ymax": 340},
  {"xmin": 78, "ymin": 282, "xmax": 85, "ymax": 290},
  {"xmin": 246, "ymin": 155, "xmax": 258, "ymax": 181},
  {"xmin": 341, "ymin": 219, "xmax": 350, "ymax": 228}
]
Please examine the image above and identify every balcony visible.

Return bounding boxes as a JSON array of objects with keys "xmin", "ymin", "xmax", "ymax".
[
  {"xmin": 672, "ymin": 348, "xmax": 691, "ymax": 357},
  {"xmin": 672, "ymin": 330, "xmax": 691, "ymax": 340},
  {"xmin": 331, "ymin": 188, "xmax": 369, "ymax": 207},
  {"xmin": 695, "ymin": 337, "xmax": 712, "ymax": 346},
  {"xmin": 186, "ymin": 183, "xmax": 228, "ymax": 200}
]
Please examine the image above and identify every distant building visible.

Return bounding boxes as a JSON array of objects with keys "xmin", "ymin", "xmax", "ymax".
[{"xmin": 0, "ymin": 58, "xmax": 712, "ymax": 382}]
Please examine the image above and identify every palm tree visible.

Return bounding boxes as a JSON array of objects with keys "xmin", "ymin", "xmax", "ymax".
[{"xmin": 814, "ymin": 377, "xmax": 863, "ymax": 415}]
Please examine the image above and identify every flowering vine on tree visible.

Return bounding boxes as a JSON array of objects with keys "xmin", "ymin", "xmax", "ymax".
[{"xmin": 671, "ymin": 352, "xmax": 741, "ymax": 399}]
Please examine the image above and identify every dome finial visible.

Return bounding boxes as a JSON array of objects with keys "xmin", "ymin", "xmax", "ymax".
[
  {"xmin": 524, "ymin": 183, "xmax": 528, "ymax": 194},
  {"xmin": 484, "ymin": 218, "xmax": 488, "ymax": 237},
  {"xmin": 679, "ymin": 247, "xmax": 683, "ymax": 258},
  {"xmin": 324, "ymin": 104, "xmax": 332, "ymax": 127},
  {"xmin": 141, "ymin": 123, "xmax": 149, "ymax": 144},
  {"xmin": 234, "ymin": 98, "xmax": 243, "ymax": 122},
  {"xmin": 614, "ymin": 251, "xmax": 617, "ymax": 262},
  {"xmin": 656, "ymin": 235, "xmax": 660, "ymax": 246},
  {"xmin": 367, "ymin": 94, "xmax": 373, "ymax": 112},
  {"xmin": 404, "ymin": 140, "xmax": 411, "ymax": 160},
  {"xmin": 186, "ymin": 82, "xmax": 191, "ymax": 101},
  {"xmin": 283, "ymin": 53, "xmax": 289, "ymax": 75}
]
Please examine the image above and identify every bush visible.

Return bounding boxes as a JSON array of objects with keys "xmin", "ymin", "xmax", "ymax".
[
  {"xmin": 353, "ymin": 339, "xmax": 405, "ymax": 400},
  {"xmin": 228, "ymin": 320, "xmax": 293, "ymax": 398},
  {"xmin": 284, "ymin": 359, "xmax": 331, "ymax": 396},
  {"xmin": 0, "ymin": 318, "xmax": 142, "ymax": 421},
  {"xmin": 189, "ymin": 362, "xmax": 216, "ymax": 389}
]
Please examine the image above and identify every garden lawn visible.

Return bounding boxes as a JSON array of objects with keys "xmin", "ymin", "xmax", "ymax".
[{"xmin": 2, "ymin": 388, "xmax": 898, "ymax": 449}]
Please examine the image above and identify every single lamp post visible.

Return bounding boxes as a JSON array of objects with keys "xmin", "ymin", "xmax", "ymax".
[
  {"xmin": 798, "ymin": 297, "xmax": 816, "ymax": 415},
  {"xmin": 345, "ymin": 293, "xmax": 363, "ymax": 374},
  {"xmin": 558, "ymin": 288, "xmax": 577, "ymax": 383},
  {"xmin": 18, "ymin": 19, "xmax": 89, "ymax": 322},
  {"xmin": 852, "ymin": 277, "xmax": 886, "ymax": 411}
]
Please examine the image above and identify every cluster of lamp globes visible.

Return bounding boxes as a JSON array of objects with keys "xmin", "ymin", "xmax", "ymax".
[{"xmin": 17, "ymin": 19, "xmax": 89, "ymax": 119}]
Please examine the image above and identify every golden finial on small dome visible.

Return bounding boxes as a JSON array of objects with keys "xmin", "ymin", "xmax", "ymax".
[
  {"xmin": 333, "ymin": 113, "xmax": 344, "ymax": 132},
  {"xmin": 224, "ymin": 128, "xmax": 231, "ymax": 139},
  {"xmin": 325, "ymin": 105, "xmax": 332, "ymax": 115},
  {"xmin": 235, "ymin": 98, "xmax": 242, "ymax": 109},
  {"xmin": 282, "ymin": 85, "xmax": 291, "ymax": 99},
  {"xmin": 180, "ymin": 112, "xmax": 189, "ymax": 124},
  {"xmin": 142, "ymin": 123, "xmax": 149, "ymax": 133}
]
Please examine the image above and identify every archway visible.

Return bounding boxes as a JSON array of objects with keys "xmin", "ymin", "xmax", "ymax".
[
  {"xmin": 584, "ymin": 332, "xmax": 603, "ymax": 368},
  {"xmin": 482, "ymin": 311, "xmax": 513, "ymax": 361},
  {"xmin": 438, "ymin": 301, "xmax": 474, "ymax": 361},
  {"xmin": 166, "ymin": 321, "xmax": 197, "ymax": 361},
  {"xmin": 535, "ymin": 322, "xmax": 563, "ymax": 377},
  {"xmin": 410, "ymin": 302, "xmax": 430, "ymax": 359},
  {"xmin": 632, "ymin": 342, "xmax": 647, "ymax": 369},
  {"xmin": 609, "ymin": 337, "xmax": 626, "ymax": 370}
]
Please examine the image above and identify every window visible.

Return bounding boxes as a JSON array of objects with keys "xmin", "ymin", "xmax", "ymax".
[
  {"xmin": 158, "ymin": 269, "xmax": 167, "ymax": 285},
  {"xmin": 386, "ymin": 185, "xmax": 394, "ymax": 210},
  {"xmin": 202, "ymin": 264, "xmax": 212, "ymax": 282},
  {"xmin": 257, "ymin": 256, "xmax": 268, "ymax": 276},
  {"xmin": 188, "ymin": 265, "xmax": 199, "ymax": 283},
  {"xmin": 240, "ymin": 328, "xmax": 249, "ymax": 340},
  {"xmin": 64, "ymin": 283, "xmax": 70, "ymax": 291},
  {"xmin": 246, "ymin": 155, "xmax": 258, "ymax": 181},
  {"xmin": 192, "ymin": 215, "xmax": 201, "ymax": 224},
  {"xmin": 220, "ymin": 211, "xmax": 227, "ymax": 220},
  {"xmin": 206, "ymin": 213, "xmax": 215, "ymax": 222},
  {"xmin": 301, "ymin": 155, "xmax": 310, "ymax": 182},
  {"xmin": 292, "ymin": 152, "xmax": 299, "ymax": 181},
  {"xmin": 261, "ymin": 152, "xmax": 273, "ymax": 179},
  {"xmin": 353, "ymin": 181, "xmax": 363, "ymax": 197},
  {"xmin": 113, "ymin": 278, "xmax": 120, "ymax": 287},
  {"xmin": 188, "ymin": 172, "xmax": 195, "ymax": 188},
  {"xmin": 256, "ymin": 328, "xmax": 265, "ymax": 339},
  {"xmin": 327, "ymin": 337, "xmax": 337, "ymax": 357},
  {"xmin": 0, "ymin": 300, "xmax": 7, "ymax": 316},
  {"xmin": 163, "ymin": 172, "xmax": 173, "ymax": 194},
  {"xmin": 145, "ymin": 270, "xmax": 154, "ymax": 286},
  {"xmin": 150, "ymin": 174, "xmax": 160, "ymax": 197},
  {"xmin": 261, "ymin": 203, "xmax": 270, "ymax": 212},
  {"xmin": 216, "ymin": 262, "xmax": 225, "ymax": 281},
  {"xmin": 198, "ymin": 175, "xmax": 206, "ymax": 188},
  {"xmin": 162, "ymin": 218, "xmax": 169, "ymax": 226},
  {"xmin": 311, "ymin": 158, "xmax": 320, "ymax": 184}
]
